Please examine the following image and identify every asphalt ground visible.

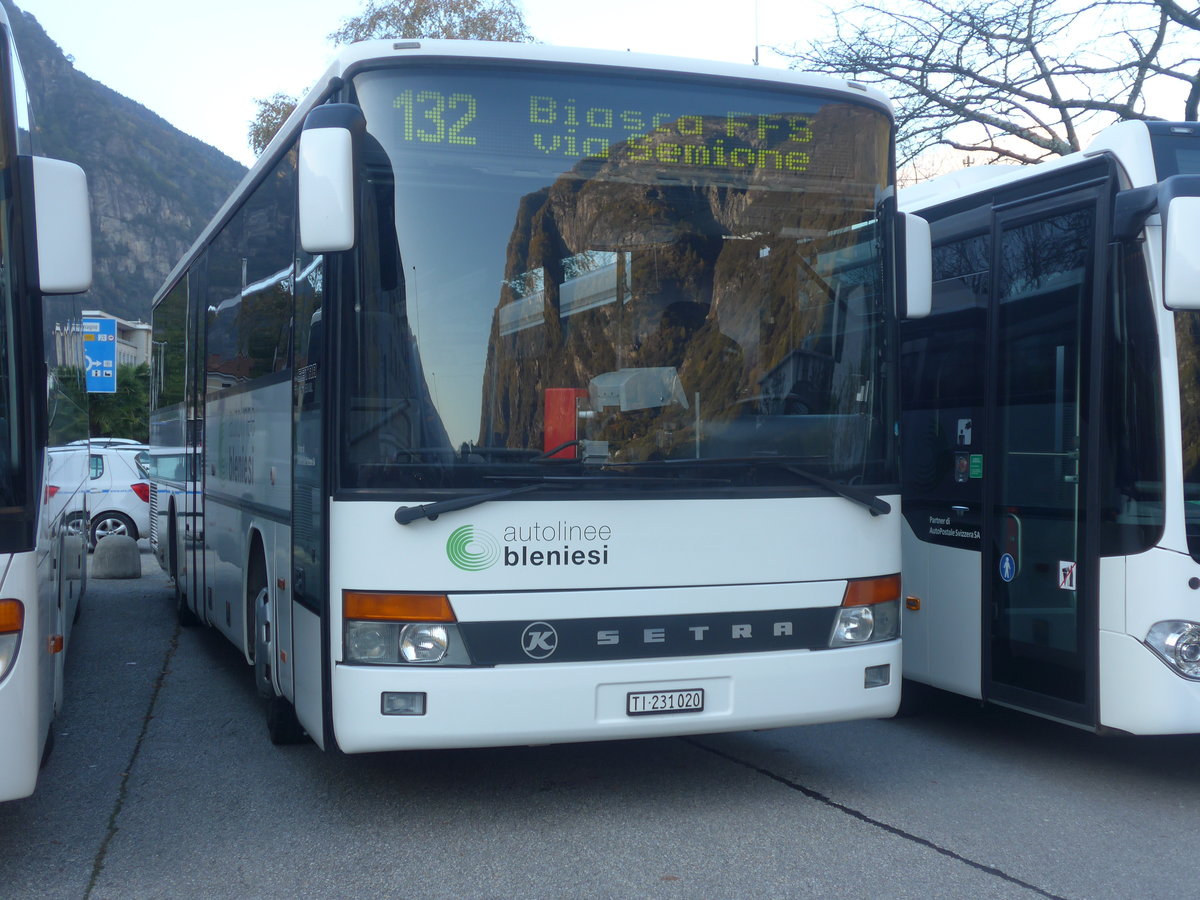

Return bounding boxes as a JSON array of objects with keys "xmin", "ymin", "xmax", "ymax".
[{"xmin": 2, "ymin": 548, "xmax": 1197, "ymax": 899}]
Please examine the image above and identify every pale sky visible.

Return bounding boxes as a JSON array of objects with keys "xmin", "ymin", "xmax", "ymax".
[{"xmin": 11, "ymin": 0, "xmax": 823, "ymax": 167}]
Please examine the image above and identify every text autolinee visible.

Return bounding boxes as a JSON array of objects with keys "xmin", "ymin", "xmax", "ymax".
[
  {"xmin": 447, "ymin": 521, "xmax": 612, "ymax": 572},
  {"xmin": 505, "ymin": 522, "xmax": 608, "ymax": 567}
]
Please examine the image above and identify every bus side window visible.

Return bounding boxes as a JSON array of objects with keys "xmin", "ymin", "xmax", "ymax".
[
  {"xmin": 1100, "ymin": 244, "xmax": 1164, "ymax": 554},
  {"xmin": 901, "ymin": 232, "xmax": 988, "ymax": 534}
]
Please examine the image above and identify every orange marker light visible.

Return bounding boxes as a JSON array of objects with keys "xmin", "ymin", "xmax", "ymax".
[
  {"xmin": 343, "ymin": 591, "xmax": 456, "ymax": 622},
  {"xmin": 842, "ymin": 574, "xmax": 902, "ymax": 607},
  {"xmin": 0, "ymin": 599, "xmax": 23, "ymax": 634}
]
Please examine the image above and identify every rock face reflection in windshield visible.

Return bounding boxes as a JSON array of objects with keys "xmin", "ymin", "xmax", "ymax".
[{"xmin": 343, "ymin": 66, "xmax": 896, "ymax": 493}]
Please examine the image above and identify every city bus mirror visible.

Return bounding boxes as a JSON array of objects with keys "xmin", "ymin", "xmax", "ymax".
[
  {"xmin": 899, "ymin": 212, "xmax": 931, "ymax": 319},
  {"xmin": 1164, "ymin": 196, "xmax": 1200, "ymax": 310},
  {"xmin": 30, "ymin": 156, "xmax": 91, "ymax": 294},
  {"xmin": 298, "ymin": 104, "xmax": 364, "ymax": 254},
  {"xmin": 1112, "ymin": 184, "xmax": 1158, "ymax": 242}
]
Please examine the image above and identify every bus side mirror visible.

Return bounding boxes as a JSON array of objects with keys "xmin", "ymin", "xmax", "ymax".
[
  {"xmin": 1164, "ymin": 196, "xmax": 1200, "ymax": 310},
  {"xmin": 31, "ymin": 156, "xmax": 91, "ymax": 294},
  {"xmin": 900, "ymin": 212, "xmax": 931, "ymax": 319},
  {"xmin": 298, "ymin": 103, "xmax": 365, "ymax": 254}
]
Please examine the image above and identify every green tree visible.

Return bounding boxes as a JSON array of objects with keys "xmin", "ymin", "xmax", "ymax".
[
  {"xmin": 329, "ymin": 0, "xmax": 533, "ymax": 44},
  {"xmin": 88, "ymin": 363, "xmax": 150, "ymax": 441},
  {"xmin": 249, "ymin": 92, "xmax": 303, "ymax": 157},
  {"xmin": 48, "ymin": 366, "xmax": 90, "ymax": 447},
  {"xmin": 247, "ymin": 0, "xmax": 533, "ymax": 155}
]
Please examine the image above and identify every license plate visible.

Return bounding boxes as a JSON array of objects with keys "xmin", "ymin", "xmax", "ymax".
[{"xmin": 626, "ymin": 688, "xmax": 705, "ymax": 716}]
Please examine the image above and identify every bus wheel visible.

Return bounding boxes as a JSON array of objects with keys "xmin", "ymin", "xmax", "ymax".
[
  {"xmin": 39, "ymin": 727, "xmax": 55, "ymax": 769},
  {"xmin": 896, "ymin": 679, "xmax": 937, "ymax": 717},
  {"xmin": 174, "ymin": 570, "xmax": 199, "ymax": 628},
  {"xmin": 176, "ymin": 587, "xmax": 199, "ymax": 627},
  {"xmin": 252, "ymin": 581, "xmax": 308, "ymax": 745},
  {"xmin": 266, "ymin": 696, "xmax": 307, "ymax": 745},
  {"xmin": 253, "ymin": 586, "xmax": 274, "ymax": 699},
  {"xmin": 170, "ymin": 514, "xmax": 199, "ymax": 627}
]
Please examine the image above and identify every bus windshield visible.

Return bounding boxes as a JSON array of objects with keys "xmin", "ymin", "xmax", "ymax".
[
  {"xmin": 0, "ymin": 62, "xmax": 24, "ymax": 520},
  {"xmin": 1160, "ymin": 127, "xmax": 1200, "ymax": 557},
  {"xmin": 341, "ymin": 64, "xmax": 896, "ymax": 494},
  {"xmin": 1176, "ymin": 312, "xmax": 1200, "ymax": 557}
]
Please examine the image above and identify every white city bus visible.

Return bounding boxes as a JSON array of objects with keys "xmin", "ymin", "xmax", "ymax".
[
  {"xmin": 0, "ymin": 7, "xmax": 93, "ymax": 800},
  {"xmin": 900, "ymin": 120, "xmax": 1200, "ymax": 733},
  {"xmin": 149, "ymin": 40, "xmax": 926, "ymax": 751}
]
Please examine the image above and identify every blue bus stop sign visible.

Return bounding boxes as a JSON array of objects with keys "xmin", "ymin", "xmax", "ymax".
[{"xmin": 83, "ymin": 317, "xmax": 117, "ymax": 394}]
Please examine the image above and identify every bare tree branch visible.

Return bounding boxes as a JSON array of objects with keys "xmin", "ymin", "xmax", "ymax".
[{"xmin": 782, "ymin": 0, "xmax": 1200, "ymax": 169}]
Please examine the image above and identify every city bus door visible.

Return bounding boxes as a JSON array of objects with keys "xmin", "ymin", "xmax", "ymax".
[{"xmin": 982, "ymin": 189, "xmax": 1105, "ymax": 727}]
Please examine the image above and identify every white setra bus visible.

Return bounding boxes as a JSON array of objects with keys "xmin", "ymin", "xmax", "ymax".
[
  {"xmin": 149, "ymin": 40, "xmax": 928, "ymax": 751},
  {"xmin": 901, "ymin": 119, "xmax": 1200, "ymax": 734},
  {"xmin": 0, "ymin": 6, "xmax": 93, "ymax": 800}
]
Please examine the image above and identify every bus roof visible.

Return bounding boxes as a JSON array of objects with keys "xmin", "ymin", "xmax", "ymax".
[
  {"xmin": 311, "ymin": 39, "xmax": 892, "ymax": 107},
  {"xmin": 152, "ymin": 40, "xmax": 893, "ymax": 310},
  {"xmin": 899, "ymin": 120, "xmax": 1164, "ymax": 214},
  {"xmin": 276, "ymin": 39, "xmax": 892, "ymax": 167}
]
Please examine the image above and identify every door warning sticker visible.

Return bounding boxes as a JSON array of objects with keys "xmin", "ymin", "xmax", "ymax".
[{"xmin": 1058, "ymin": 560, "xmax": 1077, "ymax": 591}]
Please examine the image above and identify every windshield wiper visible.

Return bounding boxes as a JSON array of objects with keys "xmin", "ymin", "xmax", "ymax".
[
  {"xmin": 782, "ymin": 465, "xmax": 891, "ymax": 517},
  {"xmin": 394, "ymin": 470, "xmax": 733, "ymax": 525},
  {"xmin": 606, "ymin": 456, "xmax": 892, "ymax": 517},
  {"xmin": 395, "ymin": 484, "xmax": 546, "ymax": 524}
]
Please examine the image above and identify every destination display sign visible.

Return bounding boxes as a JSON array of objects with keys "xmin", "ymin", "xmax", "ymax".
[
  {"xmin": 357, "ymin": 67, "xmax": 888, "ymax": 185},
  {"xmin": 392, "ymin": 87, "xmax": 817, "ymax": 174}
]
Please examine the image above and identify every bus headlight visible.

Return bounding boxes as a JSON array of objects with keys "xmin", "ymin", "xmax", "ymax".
[
  {"xmin": 832, "ymin": 604, "xmax": 876, "ymax": 644},
  {"xmin": 346, "ymin": 622, "xmax": 398, "ymax": 662},
  {"xmin": 345, "ymin": 620, "xmax": 467, "ymax": 665},
  {"xmin": 829, "ymin": 575, "xmax": 901, "ymax": 648},
  {"xmin": 400, "ymin": 624, "xmax": 449, "ymax": 663},
  {"xmin": 342, "ymin": 591, "xmax": 470, "ymax": 666},
  {"xmin": 1144, "ymin": 621, "xmax": 1200, "ymax": 679},
  {"xmin": 0, "ymin": 599, "xmax": 23, "ymax": 681}
]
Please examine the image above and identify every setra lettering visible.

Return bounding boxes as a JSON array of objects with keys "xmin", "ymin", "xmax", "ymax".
[{"xmin": 594, "ymin": 621, "xmax": 796, "ymax": 646}]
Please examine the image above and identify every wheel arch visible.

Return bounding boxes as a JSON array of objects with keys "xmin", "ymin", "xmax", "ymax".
[{"xmin": 244, "ymin": 527, "xmax": 270, "ymax": 664}]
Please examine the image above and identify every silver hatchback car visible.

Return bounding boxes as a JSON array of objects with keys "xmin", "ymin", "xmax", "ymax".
[{"xmin": 79, "ymin": 439, "xmax": 151, "ymax": 548}]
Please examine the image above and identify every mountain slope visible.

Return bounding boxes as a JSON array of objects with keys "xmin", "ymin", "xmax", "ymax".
[{"xmin": 4, "ymin": 0, "xmax": 247, "ymax": 320}]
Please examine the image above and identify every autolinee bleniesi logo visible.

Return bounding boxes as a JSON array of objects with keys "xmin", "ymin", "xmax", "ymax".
[
  {"xmin": 446, "ymin": 525, "xmax": 501, "ymax": 571},
  {"xmin": 447, "ymin": 521, "xmax": 613, "ymax": 571}
]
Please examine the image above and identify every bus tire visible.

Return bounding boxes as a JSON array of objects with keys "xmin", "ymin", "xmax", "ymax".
[
  {"xmin": 253, "ymin": 586, "xmax": 273, "ymax": 699},
  {"xmin": 176, "ymin": 586, "xmax": 200, "ymax": 627},
  {"xmin": 896, "ymin": 679, "xmax": 937, "ymax": 717},
  {"xmin": 39, "ymin": 727, "xmax": 55, "ymax": 769},
  {"xmin": 174, "ymin": 558, "xmax": 200, "ymax": 627},
  {"xmin": 168, "ymin": 511, "xmax": 199, "ymax": 627},
  {"xmin": 266, "ymin": 695, "xmax": 307, "ymax": 746}
]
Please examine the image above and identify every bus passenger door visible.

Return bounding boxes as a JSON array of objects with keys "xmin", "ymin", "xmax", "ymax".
[
  {"xmin": 290, "ymin": 249, "xmax": 326, "ymax": 747},
  {"xmin": 185, "ymin": 265, "xmax": 206, "ymax": 624},
  {"xmin": 984, "ymin": 191, "xmax": 1104, "ymax": 726}
]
